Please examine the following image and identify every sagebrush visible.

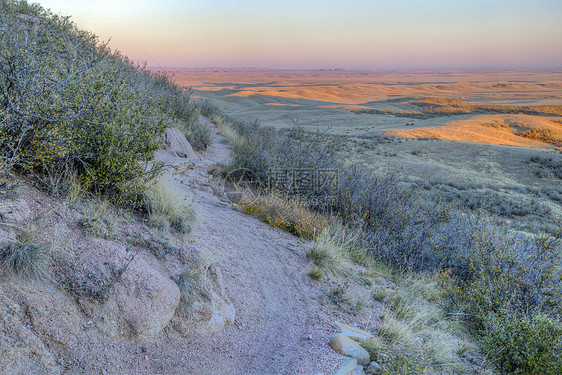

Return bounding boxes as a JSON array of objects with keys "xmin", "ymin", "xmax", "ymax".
[
  {"xmin": 0, "ymin": 0, "xmax": 203, "ymax": 206},
  {"xmin": 220, "ymin": 104, "xmax": 562, "ymax": 373}
]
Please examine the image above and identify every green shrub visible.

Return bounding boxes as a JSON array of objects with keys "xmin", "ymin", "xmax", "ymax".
[
  {"xmin": 481, "ymin": 312, "xmax": 562, "ymax": 373},
  {"xmin": 226, "ymin": 120, "xmax": 334, "ymax": 184},
  {"xmin": 0, "ymin": 1, "xmax": 201, "ymax": 205}
]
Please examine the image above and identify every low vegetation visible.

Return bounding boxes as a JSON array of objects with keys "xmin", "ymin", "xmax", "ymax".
[
  {"xmin": 306, "ymin": 228, "xmax": 352, "ymax": 277},
  {"xmin": 237, "ymin": 191, "xmax": 330, "ymax": 240},
  {"xmin": 213, "ymin": 103, "xmax": 562, "ymax": 373},
  {"xmin": 78, "ymin": 200, "xmax": 117, "ymax": 240},
  {"xmin": 0, "ymin": 0, "xmax": 205, "ymax": 208},
  {"xmin": 143, "ymin": 175, "xmax": 196, "ymax": 233},
  {"xmin": 356, "ymin": 97, "xmax": 562, "ymax": 120},
  {"xmin": 1, "ymin": 224, "xmax": 53, "ymax": 279}
]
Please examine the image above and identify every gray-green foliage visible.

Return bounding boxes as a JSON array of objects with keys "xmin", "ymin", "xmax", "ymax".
[
  {"xmin": 225, "ymin": 112, "xmax": 562, "ymax": 373},
  {"xmin": 227, "ymin": 120, "xmax": 335, "ymax": 184},
  {"xmin": 0, "ymin": 1, "xmax": 202, "ymax": 206}
]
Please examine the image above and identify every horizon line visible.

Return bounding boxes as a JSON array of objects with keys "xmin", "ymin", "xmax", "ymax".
[{"xmin": 148, "ymin": 66, "xmax": 562, "ymax": 73}]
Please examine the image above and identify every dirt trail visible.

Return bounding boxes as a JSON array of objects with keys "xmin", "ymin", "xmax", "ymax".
[
  {"xmin": 150, "ymin": 115, "xmax": 345, "ymax": 374},
  {"xmin": 0, "ymin": 116, "xmax": 380, "ymax": 375}
]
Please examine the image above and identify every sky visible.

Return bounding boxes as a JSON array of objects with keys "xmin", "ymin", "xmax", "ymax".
[{"xmin": 36, "ymin": 0, "xmax": 562, "ymax": 70}]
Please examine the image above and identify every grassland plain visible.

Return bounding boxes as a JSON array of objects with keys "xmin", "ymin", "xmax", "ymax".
[
  {"xmin": 2, "ymin": 0, "xmax": 561, "ymax": 373},
  {"xmin": 196, "ymin": 78, "xmax": 562, "ymax": 373},
  {"xmin": 174, "ymin": 68, "xmax": 562, "ymax": 234}
]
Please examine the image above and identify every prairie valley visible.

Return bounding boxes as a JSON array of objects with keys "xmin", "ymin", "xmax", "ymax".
[{"xmin": 169, "ymin": 68, "xmax": 562, "ymax": 232}]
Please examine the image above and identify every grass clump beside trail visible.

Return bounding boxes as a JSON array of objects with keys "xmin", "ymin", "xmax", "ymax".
[
  {"xmin": 306, "ymin": 228, "xmax": 352, "ymax": 277},
  {"xmin": 0, "ymin": 0, "xmax": 206, "ymax": 207},
  {"xmin": 143, "ymin": 175, "xmax": 196, "ymax": 233},
  {"xmin": 212, "ymin": 102, "xmax": 562, "ymax": 374},
  {"xmin": 237, "ymin": 191, "xmax": 330, "ymax": 240}
]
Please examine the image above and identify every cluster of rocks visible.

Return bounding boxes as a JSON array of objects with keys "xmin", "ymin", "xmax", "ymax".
[{"xmin": 328, "ymin": 322, "xmax": 382, "ymax": 375}]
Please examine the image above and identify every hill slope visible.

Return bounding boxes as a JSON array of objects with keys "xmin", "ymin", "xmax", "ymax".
[{"xmin": 0, "ymin": 117, "xmax": 385, "ymax": 374}]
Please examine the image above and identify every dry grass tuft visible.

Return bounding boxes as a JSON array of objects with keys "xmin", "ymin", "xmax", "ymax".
[
  {"xmin": 309, "ymin": 265, "xmax": 324, "ymax": 280},
  {"xmin": 144, "ymin": 175, "xmax": 196, "ymax": 233},
  {"xmin": 236, "ymin": 191, "xmax": 330, "ymax": 240},
  {"xmin": 363, "ymin": 273, "xmax": 479, "ymax": 374},
  {"xmin": 1, "ymin": 225, "xmax": 53, "ymax": 279},
  {"xmin": 177, "ymin": 253, "xmax": 214, "ymax": 317},
  {"xmin": 306, "ymin": 228, "xmax": 351, "ymax": 276},
  {"xmin": 78, "ymin": 200, "xmax": 116, "ymax": 239}
]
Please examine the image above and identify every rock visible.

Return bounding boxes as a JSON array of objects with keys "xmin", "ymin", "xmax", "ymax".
[
  {"xmin": 365, "ymin": 361, "xmax": 382, "ymax": 374},
  {"xmin": 113, "ymin": 256, "xmax": 181, "ymax": 339},
  {"xmin": 172, "ymin": 251, "xmax": 235, "ymax": 334},
  {"xmin": 352, "ymin": 365, "xmax": 366, "ymax": 375},
  {"xmin": 0, "ymin": 198, "xmax": 31, "ymax": 225},
  {"xmin": 162, "ymin": 128, "xmax": 199, "ymax": 160},
  {"xmin": 336, "ymin": 321, "xmax": 375, "ymax": 343},
  {"xmin": 331, "ymin": 357, "xmax": 357, "ymax": 375},
  {"xmin": 329, "ymin": 333, "xmax": 371, "ymax": 366}
]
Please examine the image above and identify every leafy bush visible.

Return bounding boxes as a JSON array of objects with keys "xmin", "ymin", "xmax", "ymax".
[
  {"xmin": 480, "ymin": 312, "xmax": 562, "ymax": 373},
  {"xmin": 0, "ymin": 1, "xmax": 201, "ymax": 205},
  {"xmin": 225, "ymin": 119, "xmax": 334, "ymax": 184}
]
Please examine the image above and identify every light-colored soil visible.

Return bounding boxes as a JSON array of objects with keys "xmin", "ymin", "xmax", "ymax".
[
  {"xmin": 159, "ymin": 117, "xmax": 342, "ymax": 374},
  {"xmin": 159, "ymin": 115, "xmax": 383, "ymax": 374},
  {"xmin": 0, "ymin": 116, "xmax": 384, "ymax": 375}
]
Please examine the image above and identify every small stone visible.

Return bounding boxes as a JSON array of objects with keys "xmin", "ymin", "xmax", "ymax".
[
  {"xmin": 161, "ymin": 127, "xmax": 199, "ymax": 160},
  {"xmin": 332, "ymin": 357, "xmax": 357, "ymax": 375},
  {"xmin": 307, "ymin": 334, "xmax": 313, "ymax": 340},
  {"xmin": 352, "ymin": 365, "xmax": 366, "ymax": 375},
  {"xmin": 336, "ymin": 321, "xmax": 375, "ymax": 343},
  {"xmin": 141, "ymin": 346, "xmax": 147, "ymax": 353},
  {"xmin": 329, "ymin": 333, "xmax": 370, "ymax": 366},
  {"xmin": 366, "ymin": 361, "xmax": 382, "ymax": 374}
]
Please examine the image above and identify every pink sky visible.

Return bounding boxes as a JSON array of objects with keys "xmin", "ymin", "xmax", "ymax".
[{"xmin": 37, "ymin": 0, "xmax": 562, "ymax": 69}]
